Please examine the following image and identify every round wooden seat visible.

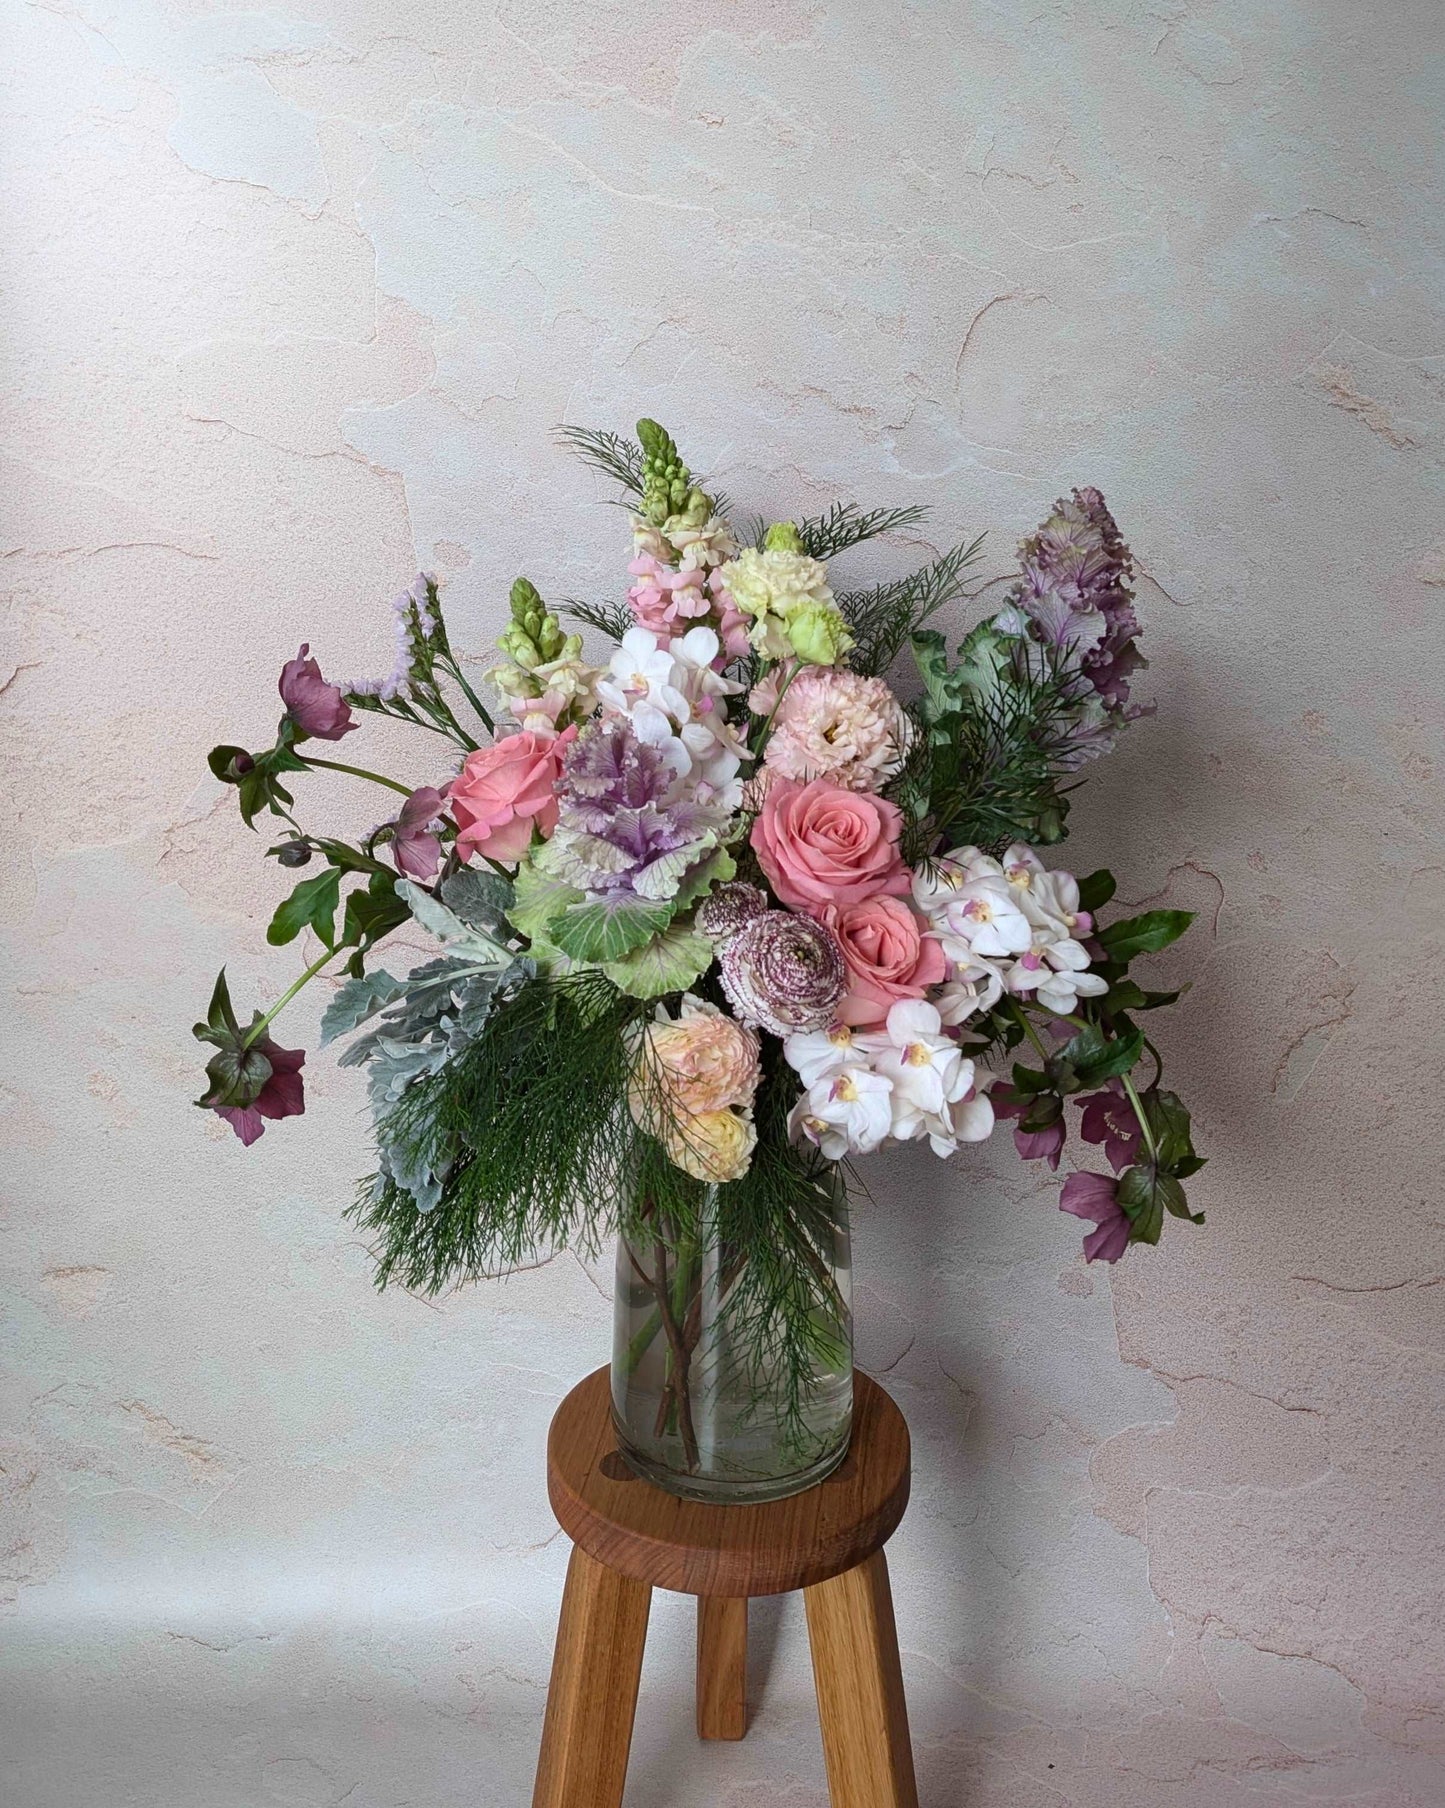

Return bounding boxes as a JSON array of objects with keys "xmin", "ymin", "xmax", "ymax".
[{"xmin": 546, "ymin": 1366, "xmax": 911, "ymax": 1596}]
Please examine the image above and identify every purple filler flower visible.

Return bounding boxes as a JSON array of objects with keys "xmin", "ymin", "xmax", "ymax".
[
  {"xmin": 279, "ymin": 644, "xmax": 356, "ymax": 741},
  {"xmin": 214, "ymin": 1037, "xmax": 306, "ymax": 1146},
  {"xmin": 1059, "ymin": 1169, "xmax": 1131, "ymax": 1264},
  {"xmin": 390, "ymin": 784, "xmax": 450, "ymax": 881},
  {"xmin": 1077, "ymin": 1078, "xmax": 1142, "ymax": 1174}
]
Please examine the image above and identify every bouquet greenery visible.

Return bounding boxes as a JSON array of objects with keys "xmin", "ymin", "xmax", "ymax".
[{"xmin": 194, "ymin": 420, "xmax": 1204, "ymax": 1481}]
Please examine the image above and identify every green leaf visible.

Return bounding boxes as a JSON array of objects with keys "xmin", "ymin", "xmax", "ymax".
[
  {"xmin": 343, "ymin": 874, "xmax": 411, "ymax": 954},
  {"xmin": 1077, "ymin": 868, "xmax": 1117, "ymax": 913},
  {"xmin": 1009, "ymin": 1063, "xmax": 1052, "ymax": 1095},
  {"xmin": 1172, "ymin": 1155, "xmax": 1208, "ymax": 1180},
  {"xmin": 208, "ymin": 744, "xmax": 251, "ymax": 784},
  {"xmin": 602, "ymin": 922, "xmax": 714, "ymax": 999},
  {"xmin": 1144, "ymin": 1088, "xmax": 1199, "ymax": 1172},
  {"xmin": 1097, "ymin": 910, "xmax": 1194, "ymax": 962},
  {"xmin": 1071, "ymin": 1026, "xmax": 1144, "ymax": 1087},
  {"xmin": 508, "ymin": 862, "xmax": 583, "ymax": 944},
  {"xmin": 195, "ymin": 968, "xmax": 240, "ymax": 1043},
  {"xmin": 440, "ymin": 868, "xmax": 515, "ymax": 935},
  {"xmin": 909, "ymin": 629, "xmax": 964, "ymax": 721},
  {"xmin": 1116, "ymin": 1164, "xmax": 1166, "ymax": 1245},
  {"xmin": 267, "ymin": 868, "xmax": 341, "ymax": 948},
  {"xmin": 195, "ymin": 1024, "xmax": 273, "ymax": 1111},
  {"xmin": 552, "ymin": 897, "xmax": 675, "ymax": 964},
  {"xmin": 319, "ymin": 971, "xmax": 406, "ymax": 1046}
]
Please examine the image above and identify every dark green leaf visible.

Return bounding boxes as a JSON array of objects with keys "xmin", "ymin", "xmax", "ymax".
[
  {"xmin": 1097, "ymin": 909, "xmax": 1194, "ymax": 962},
  {"xmin": 1009, "ymin": 1063, "xmax": 1053, "ymax": 1096},
  {"xmin": 195, "ymin": 1033, "xmax": 272, "ymax": 1111},
  {"xmin": 1172, "ymin": 1155, "xmax": 1208, "ymax": 1179},
  {"xmin": 1072, "ymin": 1027, "xmax": 1144, "ymax": 1087},
  {"xmin": 1144, "ymin": 1088, "xmax": 1198, "ymax": 1172},
  {"xmin": 208, "ymin": 744, "xmax": 251, "ymax": 784},
  {"xmin": 267, "ymin": 868, "xmax": 342, "ymax": 948},
  {"xmin": 343, "ymin": 873, "xmax": 412, "ymax": 952},
  {"xmin": 1116, "ymin": 1164, "xmax": 1165, "ymax": 1245},
  {"xmin": 194, "ymin": 968, "xmax": 240, "ymax": 1044},
  {"xmin": 1077, "ymin": 869, "xmax": 1117, "ymax": 913}
]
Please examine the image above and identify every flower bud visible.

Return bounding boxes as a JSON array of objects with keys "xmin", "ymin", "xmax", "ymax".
[
  {"xmin": 785, "ymin": 601, "xmax": 853, "ymax": 666},
  {"xmin": 763, "ymin": 520, "xmax": 803, "ymax": 554},
  {"xmin": 276, "ymin": 840, "xmax": 312, "ymax": 868}
]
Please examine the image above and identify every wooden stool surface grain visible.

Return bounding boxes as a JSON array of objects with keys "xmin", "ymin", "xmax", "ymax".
[{"xmin": 545, "ymin": 1366, "xmax": 910, "ymax": 1597}]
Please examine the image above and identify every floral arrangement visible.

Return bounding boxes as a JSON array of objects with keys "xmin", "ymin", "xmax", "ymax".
[{"xmin": 194, "ymin": 421, "xmax": 1204, "ymax": 1421}]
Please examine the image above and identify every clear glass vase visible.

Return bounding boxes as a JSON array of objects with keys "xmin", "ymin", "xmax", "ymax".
[{"xmin": 610, "ymin": 1166, "xmax": 853, "ymax": 1504}]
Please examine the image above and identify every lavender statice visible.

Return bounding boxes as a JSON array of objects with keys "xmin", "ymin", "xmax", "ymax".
[
  {"xmin": 344, "ymin": 573, "xmax": 440, "ymax": 702},
  {"xmin": 995, "ymin": 488, "xmax": 1152, "ymax": 766},
  {"xmin": 539, "ymin": 719, "xmax": 730, "ymax": 903}
]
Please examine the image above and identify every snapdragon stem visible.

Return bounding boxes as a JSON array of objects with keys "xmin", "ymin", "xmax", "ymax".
[
  {"xmin": 298, "ymin": 755, "xmax": 412, "ymax": 797},
  {"xmin": 243, "ymin": 947, "xmax": 337, "ymax": 1047}
]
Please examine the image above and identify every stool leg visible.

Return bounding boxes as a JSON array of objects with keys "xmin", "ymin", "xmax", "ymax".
[
  {"xmin": 803, "ymin": 1550, "xmax": 918, "ymax": 1808},
  {"xmin": 532, "ymin": 1544, "xmax": 652, "ymax": 1808},
  {"xmin": 696, "ymin": 1596, "xmax": 748, "ymax": 1740}
]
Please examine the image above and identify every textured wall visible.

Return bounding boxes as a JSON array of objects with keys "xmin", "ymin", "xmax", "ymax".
[{"xmin": 3, "ymin": 1, "xmax": 1443, "ymax": 1803}]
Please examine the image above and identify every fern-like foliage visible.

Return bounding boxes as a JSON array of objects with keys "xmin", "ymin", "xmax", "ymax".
[
  {"xmin": 564, "ymin": 598, "xmax": 633, "ymax": 642},
  {"xmin": 892, "ymin": 655, "xmax": 1080, "ymax": 861},
  {"xmin": 556, "ymin": 425, "xmax": 646, "ymax": 498},
  {"xmin": 838, "ymin": 533, "xmax": 987, "ymax": 677},
  {"xmin": 793, "ymin": 502, "xmax": 929, "ymax": 561}
]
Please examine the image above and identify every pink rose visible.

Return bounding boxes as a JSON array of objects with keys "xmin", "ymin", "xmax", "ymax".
[
  {"xmin": 751, "ymin": 778, "xmax": 910, "ymax": 912},
  {"xmin": 821, "ymin": 895, "xmax": 946, "ymax": 1027},
  {"xmin": 451, "ymin": 727, "xmax": 575, "ymax": 865}
]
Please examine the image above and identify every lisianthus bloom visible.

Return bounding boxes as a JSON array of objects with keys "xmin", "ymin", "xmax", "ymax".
[
  {"xmin": 388, "ymin": 784, "xmax": 450, "ymax": 880},
  {"xmin": 752, "ymin": 779, "xmax": 909, "ymax": 912},
  {"xmin": 1077, "ymin": 1079, "xmax": 1142, "ymax": 1174},
  {"xmin": 279, "ymin": 644, "xmax": 356, "ymax": 741},
  {"xmin": 663, "ymin": 1106, "xmax": 757, "ymax": 1183},
  {"xmin": 787, "ymin": 1064, "xmax": 893, "ymax": 1160},
  {"xmin": 718, "ymin": 544, "xmax": 837, "ymax": 661},
  {"xmin": 762, "ymin": 667, "xmax": 912, "ymax": 793},
  {"xmin": 820, "ymin": 895, "xmax": 946, "ymax": 1028},
  {"xmin": 631, "ymin": 998, "xmax": 761, "ymax": 1127},
  {"xmin": 1059, "ymin": 1169, "xmax": 1131, "ymax": 1263},
  {"xmin": 856, "ymin": 999, "xmax": 994, "ymax": 1156},
  {"xmin": 214, "ymin": 1037, "xmax": 305, "ymax": 1146},
  {"xmin": 451, "ymin": 726, "xmax": 575, "ymax": 865}
]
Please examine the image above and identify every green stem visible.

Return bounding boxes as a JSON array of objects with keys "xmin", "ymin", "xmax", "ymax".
[
  {"xmin": 298, "ymin": 755, "xmax": 412, "ymax": 797},
  {"xmin": 1010, "ymin": 999, "xmax": 1051, "ymax": 1062},
  {"xmin": 437, "ymin": 651, "xmax": 495, "ymax": 734},
  {"xmin": 1120, "ymin": 1070, "xmax": 1160, "ymax": 1164},
  {"xmin": 243, "ymin": 946, "xmax": 337, "ymax": 1047},
  {"xmin": 748, "ymin": 660, "xmax": 801, "ymax": 760}
]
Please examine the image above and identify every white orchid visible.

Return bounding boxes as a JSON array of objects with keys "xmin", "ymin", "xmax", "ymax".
[
  {"xmin": 783, "ymin": 1023, "xmax": 862, "ymax": 1089},
  {"xmin": 1004, "ymin": 930, "xmax": 1109, "ymax": 1015},
  {"xmin": 596, "ymin": 627, "xmax": 690, "ymax": 734},
  {"xmin": 855, "ymin": 1000, "xmax": 992, "ymax": 1157},
  {"xmin": 1001, "ymin": 841, "xmax": 1090, "ymax": 941},
  {"xmin": 787, "ymin": 1064, "xmax": 893, "ymax": 1159},
  {"xmin": 916, "ymin": 869, "xmax": 1033, "ymax": 963},
  {"xmin": 934, "ymin": 955, "xmax": 1006, "ymax": 1024}
]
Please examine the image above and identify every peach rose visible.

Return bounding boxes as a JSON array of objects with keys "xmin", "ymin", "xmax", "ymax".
[
  {"xmin": 751, "ymin": 778, "xmax": 910, "ymax": 912},
  {"xmin": 821, "ymin": 895, "xmax": 947, "ymax": 1027},
  {"xmin": 451, "ymin": 727, "xmax": 575, "ymax": 865}
]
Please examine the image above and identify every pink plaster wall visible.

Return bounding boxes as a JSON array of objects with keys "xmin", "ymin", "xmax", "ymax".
[{"xmin": 2, "ymin": 3, "xmax": 1442, "ymax": 1803}]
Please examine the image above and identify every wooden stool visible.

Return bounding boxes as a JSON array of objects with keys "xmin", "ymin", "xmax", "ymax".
[{"xmin": 533, "ymin": 1367, "xmax": 917, "ymax": 1808}]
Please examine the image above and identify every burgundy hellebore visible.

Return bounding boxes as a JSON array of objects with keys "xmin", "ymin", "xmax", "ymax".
[
  {"xmin": 1059, "ymin": 1169, "xmax": 1131, "ymax": 1263},
  {"xmin": 389, "ymin": 784, "xmax": 450, "ymax": 881},
  {"xmin": 991, "ymin": 1082, "xmax": 1066, "ymax": 1170},
  {"xmin": 214, "ymin": 1037, "xmax": 306, "ymax": 1146},
  {"xmin": 279, "ymin": 643, "xmax": 356, "ymax": 741},
  {"xmin": 1077, "ymin": 1078, "xmax": 1143, "ymax": 1174}
]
